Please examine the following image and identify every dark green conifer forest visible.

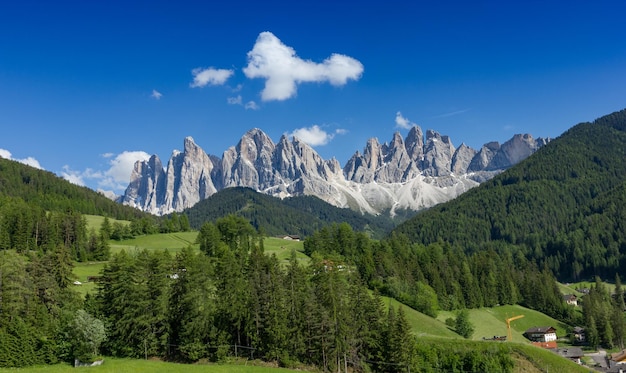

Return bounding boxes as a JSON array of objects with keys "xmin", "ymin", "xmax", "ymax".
[{"xmin": 394, "ymin": 109, "xmax": 626, "ymax": 282}]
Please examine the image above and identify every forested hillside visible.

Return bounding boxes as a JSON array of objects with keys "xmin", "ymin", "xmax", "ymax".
[
  {"xmin": 394, "ymin": 109, "xmax": 626, "ymax": 282},
  {"xmin": 0, "ymin": 158, "xmax": 160, "ymax": 260},
  {"xmin": 183, "ymin": 187, "xmax": 402, "ymax": 238},
  {"xmin": 0, "ymin": 157, "xmax": 146, "ymax": 220}
]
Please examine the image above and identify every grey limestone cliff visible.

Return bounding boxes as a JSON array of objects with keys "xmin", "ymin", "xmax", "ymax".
[{"xmin": 122, "ymin": 126, "xmax": 549, "ymax": 216}]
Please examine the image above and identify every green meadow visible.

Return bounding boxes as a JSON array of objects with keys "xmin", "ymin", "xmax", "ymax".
[
  {"xmin": 436, "ymin": 304, "xmax": 571, "ymax": 343},
  {"xmin": 0, "ymin": 358, "xmax": 303, "ymax": 373},
  {"xmin": 72, "ymin": 233, "xmax": 306, "ymax": 297},
  {"xmin": 84, "ymin": 214, "xmax": 130, "ymax": 232},
  {"xmin": 110, "ymin": 231, "xmax": 199, "ymax": 254},
  {"xmin": 380, "ymin": 295, "xmax": 461, "ymax": 339}
]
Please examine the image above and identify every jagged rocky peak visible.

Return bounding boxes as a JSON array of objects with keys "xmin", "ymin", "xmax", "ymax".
[
  {"xmin": 467, "ymin": 141, "xmax": 499, "ymax": 172},
  {"xmin": 377, "ymin": 132, "xmax": 417, "ymax": 183},
  {"xmin": 121, "ymin": 126, "xmax": 549, "ymax": 216},
  {"xmin": 237, "ymin": 128, "xmax": 276, "ymax": 163},
  {"xmin": 161, "ymin": 136, "xmax": 216, "ymax": 214},
  {"xmin": 404, "ymin": 125, "xmax": 424, "ymax": 162},
  {"xmin": 451, "ymin": 143, "xmax": 477, "ymax": 175},
  {"xmin": 121, "ymin": 154, "xmax": 166, "ymax": 213},
  {"xmin": 221, "ymin": 128, "xmax": 277, "ymax": 189},
  {"xmin": 291, "ymin": 136, "xmax": 333, "ymax": 177},
  {"xmin": 422, "ymin": 129, "xmax": 456, "ymax": 176},
  {"xmin": 343, "ymin": 137, "xmax": 383, "ymax": 183}
]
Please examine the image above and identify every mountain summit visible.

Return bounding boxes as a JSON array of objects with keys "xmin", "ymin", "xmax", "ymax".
[{"xmin": 121, "ymin": 127, "xmax": 548, "ymax": 215}]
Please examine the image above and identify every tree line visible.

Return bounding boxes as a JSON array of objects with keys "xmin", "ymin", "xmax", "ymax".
[
  {"xmin": 0, "ymin": 157, "xmax": 147, "ymax": 220},
  {"xmin": 0, "ymin": 196, "xmax": 192, "ymax": 261},
  {"xmin": 84, "ymin": 215, "xmax": 515, "ymax": 372},
  {"xmin": 0, "ymin": 196, "xmax": 109, "ymax": 261},
  {"xmin": 305, "ymin": 223, "xmax": 577, "ymax": 325}
]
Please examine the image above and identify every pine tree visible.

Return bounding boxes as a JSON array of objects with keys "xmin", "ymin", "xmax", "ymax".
[
  {"xmin": 283, "ymin": 250, "xmax": 309, "ymax": 363},
  {"xmin": 167, "ymin": 246, "xmax": 213, "ymax": 361},
  {"xmin": 612, "ymin": 274, "xmax": 626, "ymax": 348},
  {"xmin": 455, "ymin": 309, "xmax": 475, "ymax": 339}
]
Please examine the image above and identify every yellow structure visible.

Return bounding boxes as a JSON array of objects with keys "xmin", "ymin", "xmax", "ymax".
[{"xmin": 506, "ymin": 315, "xmax": 524, "ymax": 341}]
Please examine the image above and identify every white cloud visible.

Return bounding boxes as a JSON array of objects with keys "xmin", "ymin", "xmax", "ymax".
[
  {"xmin": 61, "ymin": 165, "xmax": 86, "ymax": 186},
  {"xmin": 245, "ymin": 101, "xmax": 259, "ymax": 110},
  {"xmin": 20, "ymin": 157, "xmax": 43, "ymax": 169},
  {"xmin": 395, "ymin": 111, "xmax": 417, "ymax": 130},
  {"xmin": 243, "ymin": 31, "xmax": 364, "ymax": 101},
  {"xmin": 227, "ymin": 95, "xmax": 243, "ymax": 105},
  {"xmin": 287, "ymin": 125, "xmax": 346, "ymax": 146},
  {"xmin": 190, "ymin": 67, "xmax": 234, "ymax": 88},
  {"xmin": 105, "ymin": 151, "xmax": 151, "ymax": 185},
  {"xmin": 151, "ymin": 89, "xmax": 163, "ymax": 100},
  {"xmin": 61, "ymin": 151, "xmax": 150, "ymax": 192},
  {"xmin": 0, "ymin": 148, "xmax": 43, "ymax": 169}
]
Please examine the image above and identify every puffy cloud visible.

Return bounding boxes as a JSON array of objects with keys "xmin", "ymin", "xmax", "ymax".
[
  {"xmin": 61, "ymin": 151, "xmax": 150, "ymax": 192},
  {"xmin": 190, "ymin": 67, "xmax": 234, "ymax": 88},
  {"xmin": 245, "ymin": 101, "xmax": 259, "ymax": 110},
  {"xmin": 20, "ymin": 157, "xmax": 43, "ymax": 169},
  {"xmin": 243, "ymin": 31, "xmax": 364, "ymax": 101},
  {"xmin": 151, "ymin": 89, "xmax": 163, "ymax": 100},
  {"xmin": 395, "ymin": 111, "xmax": 417, "ymax": 130},
  {"xmin": 61, "ymin": 165, "xmax": 86, "ymax": 186},
  {"xmin": 0, "ymin": 148, "xmax": 43, "ymax": 169},
  {"xmin": 287, "ymin": 125, "xmax": 346, "ymax": 146},
  {"xmin": 105, "ymin": 151, "xmax": 151, "ymax": 185}
]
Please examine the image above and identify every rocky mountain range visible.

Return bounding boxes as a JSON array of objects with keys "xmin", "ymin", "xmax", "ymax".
[{"xmin": 121, "ymin": 127, "xmax": 549, "ymax": 216}]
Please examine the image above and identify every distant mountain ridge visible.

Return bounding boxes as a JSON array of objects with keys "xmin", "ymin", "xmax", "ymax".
[{"xmin": 122, "ymin": 127, "xmax": 549, "ymax": 215}]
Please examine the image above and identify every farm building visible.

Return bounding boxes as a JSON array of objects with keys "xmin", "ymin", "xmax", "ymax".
[
  {"xmin": 524, "ymin": 326, "xmax": 557, "ymax": 342},
  {"xmin": 563, "ymin": 294, "xmax": 578, "ymax": 306}
]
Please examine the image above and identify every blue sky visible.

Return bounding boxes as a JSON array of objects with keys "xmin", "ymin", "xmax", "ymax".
[{"xmin": 1, "ymin": 1, "xmax": 625, "ymax": 194}]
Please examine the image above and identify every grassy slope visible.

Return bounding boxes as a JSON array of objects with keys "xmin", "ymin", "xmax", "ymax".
[
  {"xmin": 380, "ymin": 295, "xmax": 461, "ymax": 339},
  {"xmin": 110, "ymin": 232, "xmax": 199, "ymax": 254},
  {"xmin": 513, "ymin": 344, "xmax": 591, "ymax": 373},
  {"xmin": 72, "ymin": 235, "xmax": 306, "ymax": 297},
  {"xmin": 263, "ymin": 237, "xmax": 309, "ymax": 265},
  {"xmin": 437, "ymin": 304, "xmax": 571, "ymax": 343},
  {"xmin": 84, "ymin": 214, "xmax": 130, "ymax": 232},
  {"xmin": 0, "ymin": 358, "xmax": 302, "ymax": 373},
  {"xmin": 72, "ymin": 261, "xmax": 106, "ymax": 296}
]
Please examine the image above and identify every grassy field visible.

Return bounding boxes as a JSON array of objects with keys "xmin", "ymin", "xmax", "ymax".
[
  {"xmin": 262, "ymin": 237, "xmax": 307, "ymax": 265},
  {"xmin": 380, "ymin": 295, "xmax": 461, "ymax": 339},
  {"xmin": 436, "ymin": 304, "xmax": 571, "ymax": 343},
  {"xmin": 72, "ymin": 261, "xmax": 106, "ymax": 296},
  {"xmin": 84, "ymin": 215, "xmax": 130, "ymax": 232},
  {"xmin": 72, "ymin": 235, "xmax": 306, "ymax": 297},
  {"xmin": 0, "ymin": 358, "xmax": 304, "ymax": 373},
  {"xmin": 513, "ymin": 344, "xmax": 592, "ymax": 373},
  {"xmin": 110, "ymin": 231, "xmax": 200, "ymax": 254}
]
